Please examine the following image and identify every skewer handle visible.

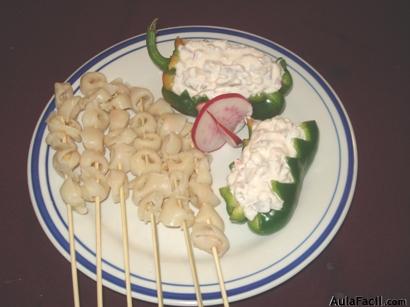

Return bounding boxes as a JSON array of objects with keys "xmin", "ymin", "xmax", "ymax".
[
  {"xmin": 150, "ymin": 213, "xmax": 164, "ymax": 307},
  {"xmin": 182, "ymin": 221, "xmax": 203, "ymax": 307},
  {"xmin": 67, "ymin": 206, "xmax": 81, "ymax": 307},
  {"xmin": 95, "ymin": 197, "xmax": 103, "ymax": 307},
  {"xmin": 211, "ymin": 246, "xmax": 229, "ymax": 307}
]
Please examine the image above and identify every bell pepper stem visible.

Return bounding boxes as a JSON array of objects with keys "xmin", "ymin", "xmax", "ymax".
[{"xmin": 146, "ymin": 18, "xmax": 170, "ymax": 71}]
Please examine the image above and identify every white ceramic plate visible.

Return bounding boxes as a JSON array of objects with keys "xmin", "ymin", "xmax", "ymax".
[{"xmin": 28, "ymin": 26, "xmax": 357, "ymax": 306}]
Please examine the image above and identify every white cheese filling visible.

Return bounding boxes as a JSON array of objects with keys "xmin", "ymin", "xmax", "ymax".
[
  {"xmin": 227, "ymin": 117, "xmax": 304, "ymax": 221},
  {"xmin": 172, "ymin": 40, "xmax": 283, "ymax": 99}
]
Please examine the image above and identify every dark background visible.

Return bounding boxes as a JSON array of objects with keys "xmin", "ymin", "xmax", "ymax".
[{"xmin": 2, "ymin": 0, "xmax": 409, "ymax": 306}]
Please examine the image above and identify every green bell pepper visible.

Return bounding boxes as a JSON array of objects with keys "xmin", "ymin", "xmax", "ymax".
[
  {"xmin": 219, "ymin": 120, "xmax": 319, "ymax": 235},
  {"xmin": 146, "ymin": 19, "xmax": 293, "ymax": 119}
]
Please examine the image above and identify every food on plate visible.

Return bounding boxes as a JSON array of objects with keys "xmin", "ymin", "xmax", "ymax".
[
  {"xmin": 146, "ymin": 19, "xmax": 293, "ymax": 119},
  {"xmin": 219, "ymin": 117, "xmax": 319, "ymax": 235},
  {"xmin": 191, "ymin": 221, "xmax": 229, "ymax": 257},
  {"xmin": 45, "ymin": 72, "xmax": 229, "ymax": 255},
  {"xmin": 191, "ymin": 93, "xmax": 252, "ymax": 152}
]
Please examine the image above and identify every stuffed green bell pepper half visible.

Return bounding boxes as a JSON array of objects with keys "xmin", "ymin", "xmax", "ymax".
[
  {"xmin": 219, "ymin": 117, "xmax": 319, "ymax": 235},
  {"xmin": 146, "ymin": 19, "xmax": 293, "ymax": 119}
]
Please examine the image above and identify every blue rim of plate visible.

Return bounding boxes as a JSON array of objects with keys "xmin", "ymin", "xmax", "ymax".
[{"xmin": 28, "ymin": 26, "xmax": 357, "ymax": 303}]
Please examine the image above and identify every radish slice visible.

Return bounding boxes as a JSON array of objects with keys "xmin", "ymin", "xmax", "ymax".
[
  {"xmin": 192, "ymin": 93, "xmax": 252, "ymax": 152},
  {"xmin": 206, "ymin": 111, "xmax": 242, "ymax": 147}
]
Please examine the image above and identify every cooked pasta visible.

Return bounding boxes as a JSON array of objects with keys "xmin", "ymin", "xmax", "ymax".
[
  {"xmin": 188, "ymin": 181, "xmax": 220, "ymax": 208},
  {"xmin": 54, "ymin": 82, "xmax": 74, "ymax": 109},
  {"xmin": 57, "ymin": 96, "xmax": 82, "ymax": 121},
  {"xmin": 191, "ymin": 223, "xmax": 229, "ymax": 257},
  {"xmin": 82, "ymin": 105, "xmax": 110, "ymax": 131},
  {"xmin": 81, "ymin": 127, "xmax": 104, "ymax": 153},
  {"xmin": 111, "ymin": 93, "xmax": 132, "ymax": 110},
  {"xmin": 157, "ymin": 113, "xmax": 187, "ymax": 137},
  {"xmin": 129, "ymin": 112, "xmax": 157, "ymax": 136},
  {"xmin": 60, "ymin": 176, "xmax": 87, "ymax": 214},
  {"xmin": 161, "ymin": 132, "xmax": 182, "ymax": 156},
  {"xmin": 80, "ymin": 71, "xmax": 107, "ymax": 96},
  {"xmin": 130, "ymin": 87, "xmax": 154, "ymax": 112},
  {"xmin": 53, "ymin": 147, "xmax": 80, "ymax": 178},
  {"xmin": 137, "ymin": 193, "xmax": 164, "ymax": 224},
  {"xmin": 147, "ymin": 98, "xmax": 173, "ymax": 116},
  {"xmin": 47, "ymin": 113, "xmax": 82, "ymax": 142},
  {"xmin": 107, "ymin": 169, "xmax": 129, "ymax": 203},
  {"xmin": 130, "ymin": 149, "xmax": 162, "ymax": 176},
  {"xmin": 80, "ymin": 149, "xmax": 109, "ymax": 175},
  {"xmin": 104, "ymin": 127, "xmax": 137, "ymax": 147},
  {"xmin": 46, "ymin": 131, "xmax": 76, "ymax": 151},
  {"xmin": 195, "ymin": 203, "xmax": 225, "ymax": 231},
  {"xmin": 134, "ymin": 132, "xmax": 162, "ymax": 151},
  {"xmin": 131, "ymin": 172, "xmax": 172, "ymax": 203},
  {"xmin": 108, "ymin": 143, "xmax": 136, "ymax": 173},
  {"xmin": 159, "ymin": 197, "xmax": 194, "ymax": 228},
  {"xmin": 109, "ymin": 108, "xmax": 129, "ymax": 131}
]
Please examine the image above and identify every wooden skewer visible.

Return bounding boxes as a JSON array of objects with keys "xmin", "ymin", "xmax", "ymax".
[
  {"xmin": 150, "ymin": 213, "xmax": 163, "ymax": 307},
  {"xmin": 67, "ymin": 205, "xmax": 81, "ymax": 307},
  {"xmin": 62, "ymin": 134, "xmax": 81, "ymax": 307},
  {"xmin": 182, "ymin": 219, "xmax": 203, "ymax": 307},
  {"xmin": 118, "ymin": 163, "xmax": 133, "ymax": 307},
  {"xmin": 95, "ymin": 195, "xmax": 103, "ymax": 307},
  {"xmin": 94, "ymin": 161, "xmax": 103, "ymax": 307},
  {"xmin": 206, "ymin": 218, "xmax": 229, "ymax": 307}
]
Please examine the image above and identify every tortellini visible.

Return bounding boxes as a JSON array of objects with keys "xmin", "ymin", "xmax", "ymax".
[
  {"xmin": 191, "ymin": 223, "xmax": 229, "ymax": 257},
  {"xmin": 81, "ymin": 127, "xmax": 104, "ymax": 153},
  {"xmin": 54, "ymin": 82, "xmax": 74, "ymax": 109},
  {"xmin": 157, "ymin": 113, "xmax": 187, "ymax": 137},
  {"xmin": 107, "ymin": 169, "xmax": 129, "ymax": 203},
  {"xmin": 129, "ymin": 112, "xmax": 157, "ymax": 136},
  {"xmin": 82, "ymin": 105, "xmax": 110, "ymax": 131},
  {"xmin": 80, "ymin": 72, "xmax": 107, "ymax": 96},
  {"xmin": 80, "ymin": 149, "xmax": 109, "ymax": 175},
  {"xmin": 57, "ymin": 96, "xmax": 82, "ymax": 121},
  {"xmin": 134, "ymin": 132, "xmax": 162, "ymax": 151},
  {"xmin": 108, "ymin": 143, "xmax": 136, "ymax": 173},
  {"xmin": 53, "ymin": 147, "xmax": 80, "ymax": 178},
  {"xmin": 60, "ymin": 176, "xmax": 87, "ymax": 214},
  {"xmin": 130, "ymin": 149, "xmax": 162, "ymax": 176},
  {"xmin": 130, "ymin": 87, "xmax": 154, "ymax": 112},
  {"xmin": 46, "ymin": 131, "xmax": 76, "ymax": 151},
  {"xmin": 160, "ymin": 197, "xmax": 194, "ymax": 228},
  {"xmin": 131, "ymin": 172, "xmax": 172, "ymax": 204},
  {"xmin": 188, "ymin": 181, "xmax": 220, "ymax": 208},
  {"xmin": 109, "ymin": 108, "xmax": 129, "ymax": 131},
  {"xmin": 47, "ymin": 113, "xmax": 82, "ymax": 142},
  {"xmin": 137, "ymin": 193, "xmax": 164, "ymax": 224},
  {"xmin": 161, "ymin": 133, "xmax": 182, "ymax": 156},
  {"xmin": 104, "ymin": 127, "xmax": 137, "ymax": 147}
]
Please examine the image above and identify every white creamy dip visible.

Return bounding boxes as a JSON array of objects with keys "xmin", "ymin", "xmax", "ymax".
[
  {"xmin": 172, "ymin": 40, "xmax": 283, "ymax": 99},
  {"xmin": 227, "ymin": 117, "xmax": 304, "ymax": 221}
]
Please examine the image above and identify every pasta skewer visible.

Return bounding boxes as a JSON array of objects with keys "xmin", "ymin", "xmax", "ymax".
[
  {"xmin": 60, "ymin": 133, "xmax": 81, "ymax": 307},
  {"xmin": 118, "ymin": 163, "xmax": 133, "ymax": 307}
]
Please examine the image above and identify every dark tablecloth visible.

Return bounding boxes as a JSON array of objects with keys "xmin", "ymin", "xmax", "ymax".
[{"xmin": 2, "ymin": 1, "xmax": 409, "ymax": 306}]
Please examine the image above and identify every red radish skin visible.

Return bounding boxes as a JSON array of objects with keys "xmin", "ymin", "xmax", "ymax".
[{"xmin": 192, "ymin": 93, "xmax": 252, "ymax": 152}]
